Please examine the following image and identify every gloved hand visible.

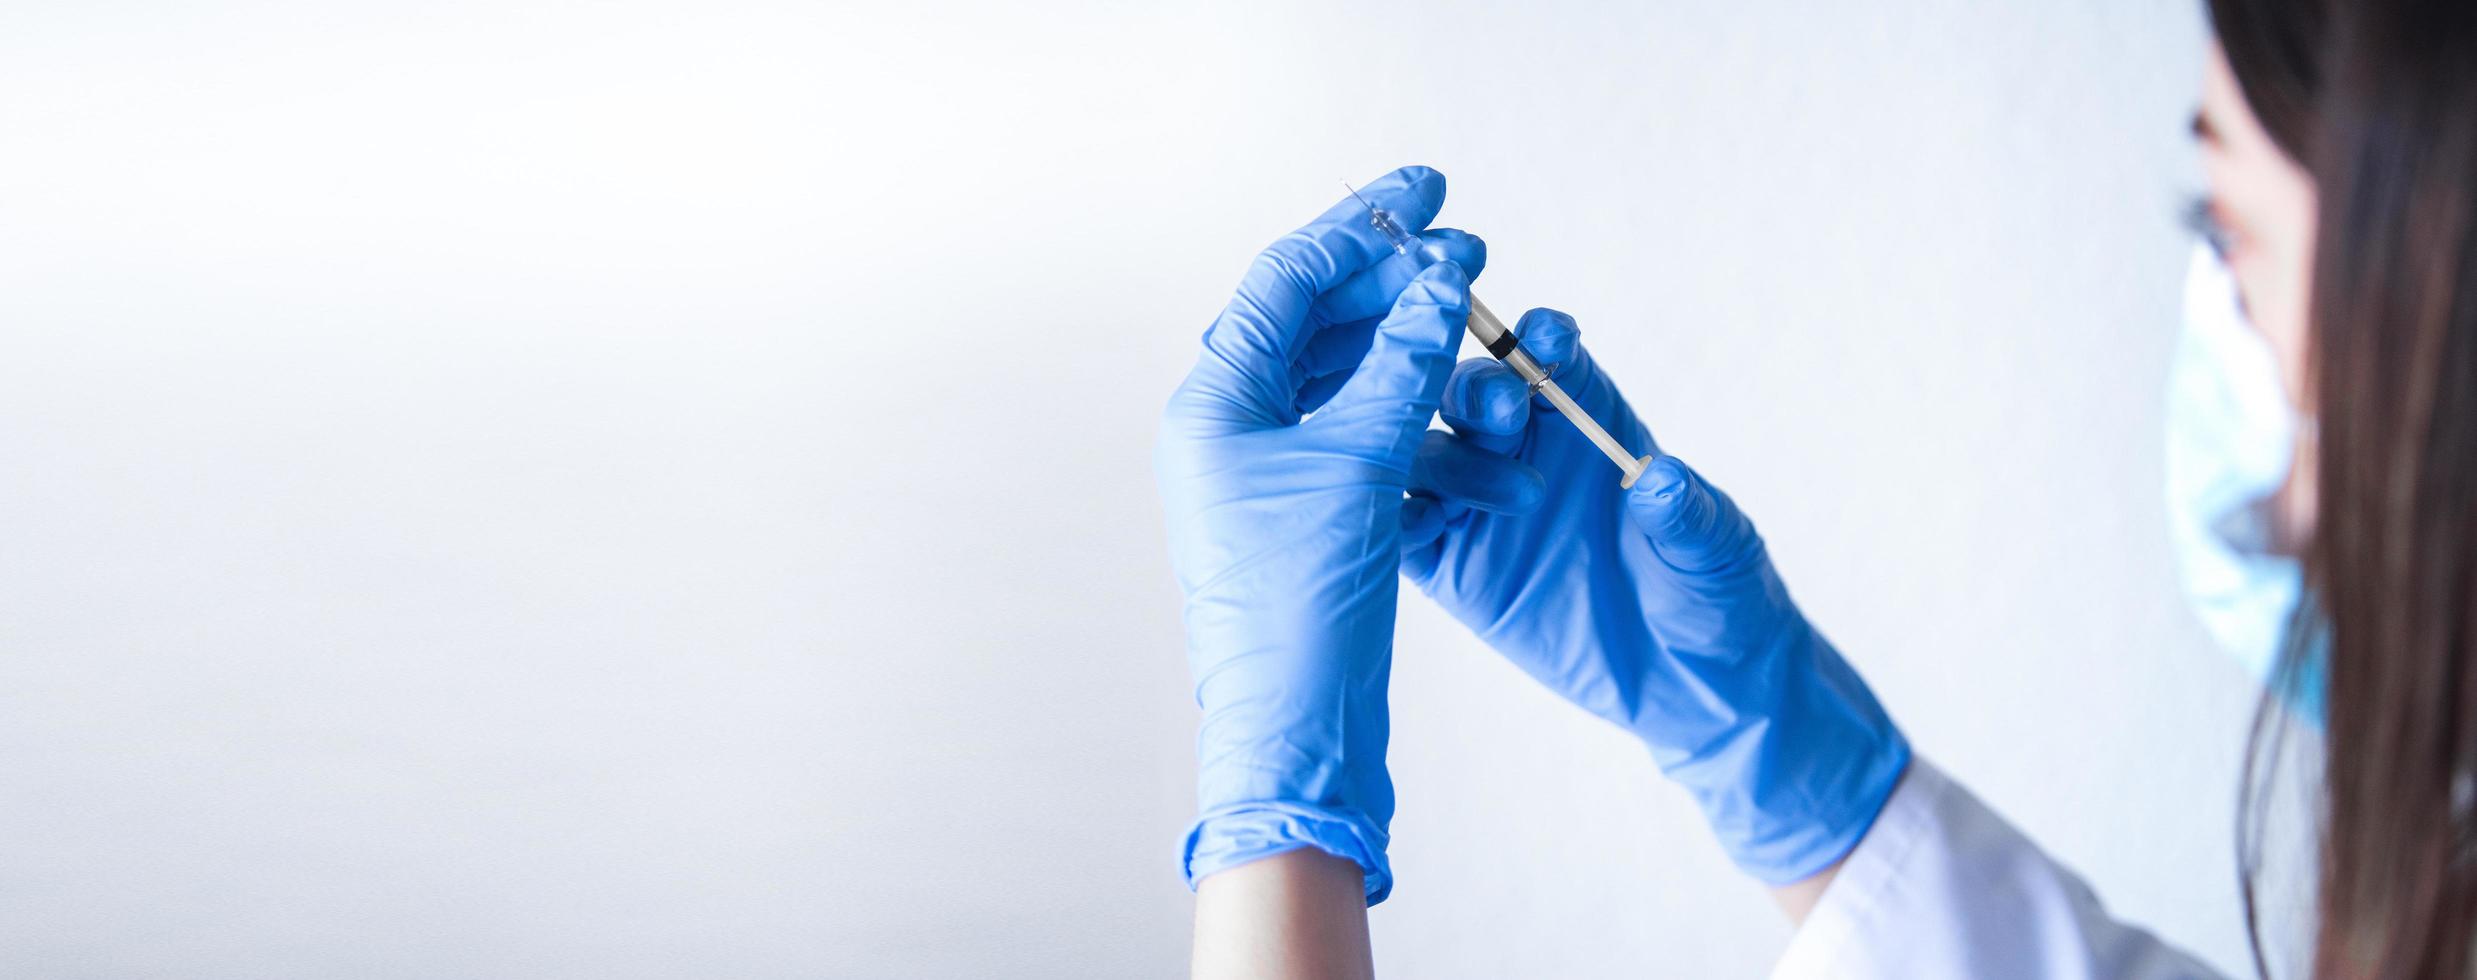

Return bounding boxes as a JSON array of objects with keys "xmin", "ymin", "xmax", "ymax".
[
  {"xmin": 1158, "ymin": 165, "xmax": 1487, "ymax": 904},
  {"xmin": 1399, "ymin": 309, "xmax": 1909, "ymax": 884}
]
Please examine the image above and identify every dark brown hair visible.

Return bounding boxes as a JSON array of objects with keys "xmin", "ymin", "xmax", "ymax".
[
  {"xmin": 2217, "ymin": 0, "xmax": 2477, "ymax": 977},
  {"xmin": 2304, "ymin": 1, "xmax": 2477, "ymax": 974},
  {"xmin": 2207, "ymin": 0, "xmax": 2327, "ymax": 161}
]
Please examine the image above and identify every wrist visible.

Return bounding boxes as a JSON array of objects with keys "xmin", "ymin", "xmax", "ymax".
[{"xmin": 1192, "ymin": 848, "xmax": 1375, "ymax": 980}]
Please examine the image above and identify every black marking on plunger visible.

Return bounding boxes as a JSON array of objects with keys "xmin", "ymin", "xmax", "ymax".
[{"xmin": 1484, "ymin": 331, "xmax": 1520, "ymax": 359}]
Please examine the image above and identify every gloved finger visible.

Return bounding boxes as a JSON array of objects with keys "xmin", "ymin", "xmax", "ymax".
[
  {"xmin": 1513, "ymin": 307, "xmax": 1597, "ymax": 393},
  {"xmin": 1624, "ymin": 455, "xmax": 1764, "ymax": 575},
  {"xmin": 1400, "ymin": 504, "xmax": 1447, "ymax": 577},
  {"xmin": 1288, "ymin": 231, "xmax": 1485, "ymax": 416},
  {"xmin": 1400, "ymin": 493, "xmax": 1448, "ymax": 552},
  {"xmin": 1511, "ymin": 306, "xmax": 1664, "ymax": 460},
  {"xmin": 1313, "ymin": 261, "xmax": 1469, "ymax": 438},
  {"xmin": 1439, "ymin": 358, "xmax": 1531, "ymax": 455},
  {"xmin": 1195, "ymin": 166, "xmax": 1448, "ymax": 404},
  {"xmin": 1307, "ymin": 229, "xmax": 1487, "ymax": 330},
  {"xmin": 1290, "ymin": 316, "xmax": 1378, "ymax": 403},
  {"xmin": 1410, "ymin": 429, "xmax": 1544, "ymax": 515},
  {"xmin": 1291, "ymin": 358, "xmax": 1357, "ymax": 416}
]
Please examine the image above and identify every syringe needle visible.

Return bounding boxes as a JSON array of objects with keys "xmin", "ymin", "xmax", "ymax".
[
  {"xmin": 1343, "ymin": 184, "xmax": 1655, "ymax": 487},
  {"xmin": 1344, "ymin": 181, "xmax": 1381, "ymax": 215}
]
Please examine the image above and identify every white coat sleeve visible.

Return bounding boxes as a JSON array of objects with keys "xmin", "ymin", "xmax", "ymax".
[{"xmin": 1769, "ymin": 758, "xmax": 2227, "ymax": 979}]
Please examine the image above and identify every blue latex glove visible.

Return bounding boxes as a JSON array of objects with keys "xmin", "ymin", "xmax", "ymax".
[
  {"xmin": 1158, "ymin": 165, "xmax": 1486, "ymax": 904},
  {"xmin": 1399, "ymin": 309, "xmax": 1909, "ymax": 884}
]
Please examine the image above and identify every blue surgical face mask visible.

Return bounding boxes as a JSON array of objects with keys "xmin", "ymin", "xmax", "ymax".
[{"xmin": 2164, "ymin": 242, "xmax": 2326, "ymax": 721}]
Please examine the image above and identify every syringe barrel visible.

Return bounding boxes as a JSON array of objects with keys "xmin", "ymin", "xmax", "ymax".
[{"xmin": 1468, "ymin": 295, "xmax": 1550, "ymax": 387}]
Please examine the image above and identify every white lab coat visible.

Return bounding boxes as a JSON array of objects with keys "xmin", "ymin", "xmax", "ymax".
[{"xmin": 1771, "ymin": 759, "xmax": 2226, "ymax": 979}]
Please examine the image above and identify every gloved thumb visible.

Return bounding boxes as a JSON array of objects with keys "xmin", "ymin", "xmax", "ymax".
[
  {"xmin": 1624, "ymin": 455, "xmax": 1763, "ymax": 575},
  {"xmin": 1320, "ymin": 261, "xmax": 1469, "ymax": 421}
]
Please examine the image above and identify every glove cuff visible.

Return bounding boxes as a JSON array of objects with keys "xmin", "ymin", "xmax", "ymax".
[{"xmin": 1183, "ymin": 802, "xmax": 1394, "ymax": 905}]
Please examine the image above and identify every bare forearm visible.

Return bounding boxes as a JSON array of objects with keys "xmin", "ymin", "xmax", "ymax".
[
  {"xmin": 1192, "ymin": 849, "xmax": 1373, "ymax": 980},
  {"xmin": 1769, "ymin": 858, "xmax": 1844, "ymax": 924}
]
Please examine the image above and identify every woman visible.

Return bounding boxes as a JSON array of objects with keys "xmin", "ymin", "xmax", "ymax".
[{"xmin": 1152, "ymin": 0, "xmax": 2477, "ymax": 975}]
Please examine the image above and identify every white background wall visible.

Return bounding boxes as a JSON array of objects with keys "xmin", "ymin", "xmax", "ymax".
[{"xmin": 0, "ymin": 1, "xmax": 2264, "ymax": 976}]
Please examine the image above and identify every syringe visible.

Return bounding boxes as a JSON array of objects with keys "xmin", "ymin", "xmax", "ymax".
[{"xmin": 1345, "ymin": 184, "xmax": 1655, "ymax": 488}]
